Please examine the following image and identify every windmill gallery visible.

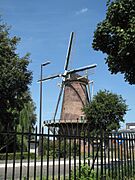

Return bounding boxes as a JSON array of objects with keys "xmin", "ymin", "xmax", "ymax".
[{"xmin": 39, "ymin": 32, "xmax": 97, "ymax": 135}]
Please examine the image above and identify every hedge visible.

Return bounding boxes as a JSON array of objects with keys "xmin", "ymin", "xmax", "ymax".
[{"xmin": 0, "ymin": 152, "xmax": 35, "ymax": 160}]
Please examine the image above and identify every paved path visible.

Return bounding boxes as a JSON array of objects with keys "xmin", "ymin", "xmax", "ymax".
[{"xmin": 0, "ymin": 158, "xmax": 121, "ymax": 179}]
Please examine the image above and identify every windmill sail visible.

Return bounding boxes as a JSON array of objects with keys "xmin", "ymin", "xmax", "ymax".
[
  {"xmin": 53, "ymin": 82, "xmax": 64, "ymax": 121},
  {"xmin": 67, "ymin": 64, "xmax": 97, "ymax": 75},
  {"xmin": 64, "ymin": 32, "xmax": 74, "ymax": 71},
  {"xmin": 39, "ymin": 74, "xmax": 61, "ymax": 82}
]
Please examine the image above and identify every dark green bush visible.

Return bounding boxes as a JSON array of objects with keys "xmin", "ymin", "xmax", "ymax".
[{"xmin": 0, "ymin": 152, "xmax": 35, "ymax": 160}]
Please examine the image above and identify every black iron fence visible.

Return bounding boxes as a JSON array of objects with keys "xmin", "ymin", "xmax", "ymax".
[{"xmin": 0, "ymin": 126, "xmax": 135, "ymax": 179}]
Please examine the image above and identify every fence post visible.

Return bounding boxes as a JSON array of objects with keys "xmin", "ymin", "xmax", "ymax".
[
  {"xmin": 12, "ymin": 128, "xmax": 17, "ymax": 180},
  {"xmin": 100, "ymin": 129, "xmax": 104, "ymax": 180}
]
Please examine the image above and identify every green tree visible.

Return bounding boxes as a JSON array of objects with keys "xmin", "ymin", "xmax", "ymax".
[
  {"xmin": 93, "ymin": 0, "xmax": 135, "ymax": 84},
  {"xmin": 18, "ymin": 91, "xmax": 36, "ymax": 132},
  {"xmin": 83, "ymin": 90, "xmax": 128, "ymax": 132},
  {"xmin": 0, "ymin": 21, "xmax": 34, "ymax": 131}
]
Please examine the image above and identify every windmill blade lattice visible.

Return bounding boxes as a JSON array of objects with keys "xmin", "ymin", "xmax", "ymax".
[
  {"xmin": 39, "ymin": 74, "xmax": 61, "ymax": 82},
  {"xmin": 53, "ymin": 82, "xmax": 64, "ymax": 121},
  {"xmin": 64, "ymin": 32, "xmax": 74, "ymax": 71},
  {"xmin": 67, "ymin": 64, "xmax": 97, "ymax": 75}
]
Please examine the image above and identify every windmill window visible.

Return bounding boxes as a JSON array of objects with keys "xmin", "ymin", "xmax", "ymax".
[{"xmin": 80, "ymin": 115, "xmax": 85, "ymax": 122}]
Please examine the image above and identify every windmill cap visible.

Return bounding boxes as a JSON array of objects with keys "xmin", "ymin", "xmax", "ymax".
[{"xmin": 65, "ymin": 73, "xmax": 89, "ymax": 83}]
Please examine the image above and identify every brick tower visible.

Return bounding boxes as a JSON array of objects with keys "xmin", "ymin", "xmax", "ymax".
[{"xmin": 60, "ymin": 73, "xmax": 89, "ymax": 122}]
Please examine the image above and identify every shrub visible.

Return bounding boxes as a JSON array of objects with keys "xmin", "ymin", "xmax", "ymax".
[
  {"xmin": 71, "ymin": 164, "xmax": 96, "ymax": 180},
  {"xmin": 0, "ymin": 152, "xmax": 35, "ymax": 160}
]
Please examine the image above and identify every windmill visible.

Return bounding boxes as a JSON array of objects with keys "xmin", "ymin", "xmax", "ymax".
[{"xmin": 41, "ymin": 32, "xmax": 97, "ymax": 132}]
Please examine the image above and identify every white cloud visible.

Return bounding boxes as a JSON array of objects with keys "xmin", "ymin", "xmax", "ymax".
[{"xmin": 76, "ymin": 8, "xmax": 88, "ymax": 15}]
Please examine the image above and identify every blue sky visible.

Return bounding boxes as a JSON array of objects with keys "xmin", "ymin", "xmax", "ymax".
[{"xmin": 0, "ymin": 0, "xmax": 134, "ymax": 129}]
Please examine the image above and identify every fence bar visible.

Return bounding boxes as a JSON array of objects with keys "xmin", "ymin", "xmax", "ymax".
[
  {"xmin": 12, "ymin": 130, "xmax": 16, "ymax": 180},
  {"xmin": 63, "ymin": 134, "xmax": 66, "ymax": 180},
  {"xmin": 111, "ymin": 133, "xmax": 113, "ymax": 178},
  {"xmin": 20, "ymin": 127, "xmax": 24, "ymax": 180},
  {"xmin": 131, "ymin": 133, "xmax": 134, "ymax": 177},
  {"xmin": 92, "ymin": 135, "xmax": 94, "ymax": 173},
  {"xmin": 34, "ymin": 126, "xmax": 37, "ymax": 180},
  {"xmin": 4, "ymin": 135, "xmax": 8, "ymax": 180},
  {"xmin": 96, "ymin": 134, "xmax": 99, "ymax": 180},
  {"xmin": 118, "ymin": 134, "xmax": 121, "ymax": 179},
  {"xmin": 88, "ymin": 129, "xmax": 90, "ymax": 167},
  {"xmin": 123, "ymin": 132, "xmax": 126, "ymax": 178},
  {"xmin": 52, "ymin": 127, "xmax": 55, "ymax": 180},
  {"xmin": 58, "ymin": 135, "xmax": 61, "ymax": 180},
  {"xmin": 129, "ymin": 133, "xmax": 132, "ymax": 176},
  {"xmin": 73, "ymin": 129, "xmax": 77, "ymax": 180},
  {"xmin": 126, "ymin": 133, "xmax": 129, "ymax": 178},
  {"xmin": 78, "ymin": 128, "xmax": 81, "ymax": 178},
  {"xmin": 108, "ymin": 133, "xmax": 110, "ymax": 177},
  {"xmin": 114, "ymin": 133, "xmax": 117, "ymax": 178},
  {"xmin": 83, "ymin": 131, "xmax": 86, "ymax": 165},
  {"xmin": 133, "ymin": 133, "xmax": 135, "ymax": 172},
  {"xmin": 100, "ymin": 130, "xmax": 103, "ymax": 179},
  {"xmin": 46, "ymin": 127, "xmax": 50, "ymax": 180},
  {"xmin": 40, "ymin": 127, "xmax": 44, "ymax": 180},
  {"xmin": 105, "ymin": 134, "xmax": 106, "ymax": 178},
  {"xmin": 68, "ymin": 132, "xmax": 72, "ymax": 180},
  {"xmin": 27, "ymin": 128, "xmax": 31, "ymax": 180},
  {"xmin": 121, "ymin": 134, "xmax": 124, "ymax": 180}
]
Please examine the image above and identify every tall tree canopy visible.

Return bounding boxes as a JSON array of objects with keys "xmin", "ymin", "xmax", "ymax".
[
  {"xmin": 18, "ymin": 91, "xmax": 37, "ymax": 131},
  {"xmin": 0, "ymin": 21, "xmax": 36, "ymax": 131},
  {"xmin": 83, "ymin": 90, "xmax": 128, "ymax": 132},
  {"xmin": 93, "ymin": 0, "xmax": 135, "ymax": 84}
]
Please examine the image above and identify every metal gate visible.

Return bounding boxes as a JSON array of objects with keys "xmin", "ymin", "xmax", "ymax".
[{"xmin": 0, "ymin": 125, "xmax": 135, "ymax": 179}]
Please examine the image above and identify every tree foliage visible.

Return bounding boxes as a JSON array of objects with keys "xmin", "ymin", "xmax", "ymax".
[
  {"xmin": 83, "ymin": 90, "xmax": 128, "ymax": 132},
  {"xmin": 93, "ymin": 0, "xmax": 135, "ymax": 84},
  {"xmin": 0, "ymin": 21, "xmax": 35, "ymax": 132},
  {"xmin": 18, "ymin": 91, "xmax": 36, "ymax": 132}
]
